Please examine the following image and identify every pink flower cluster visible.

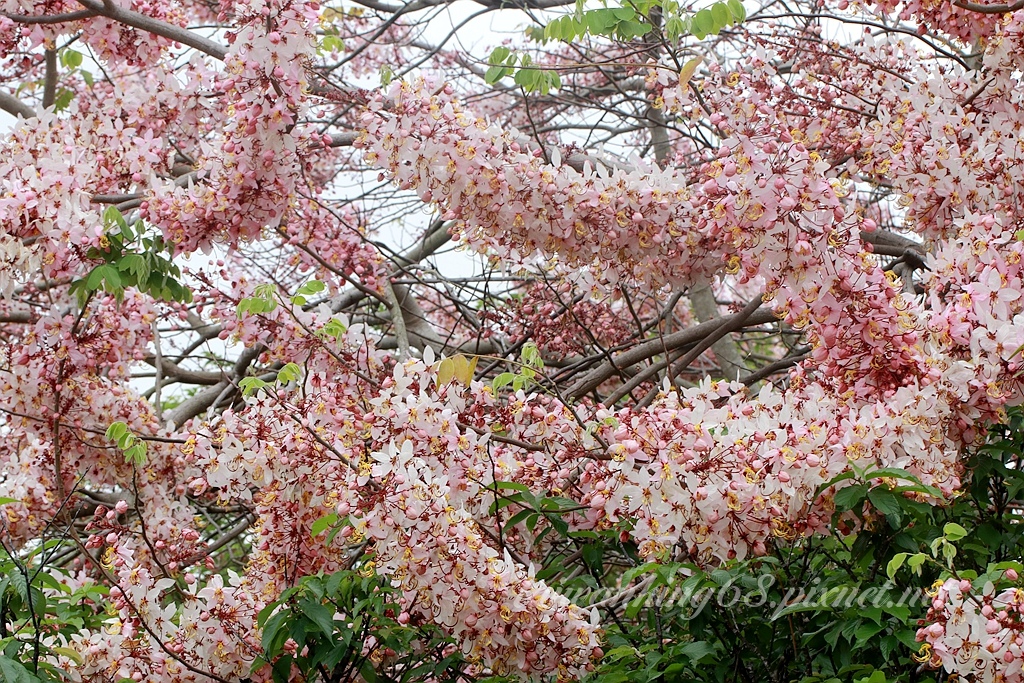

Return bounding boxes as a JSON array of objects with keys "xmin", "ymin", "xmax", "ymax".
[
  {"xmin": 483, "ymin": 281, "xmax": 634, "ymax": 356},
  {"xmin": 10, "ymin": 1, "xmax": 1024, "ymax": 682},
  {"xmin": 918, "ymin": 577, "xmax": 1024, "ymax": 683},
  {"xmin": 175, "ymin": 324, "xmax": 603, "ymax": 679},
  {"xmin": 0, "ymin": 105, "xmax": 164, "ymax": 284},
  {"xmin": 141, "ymin": 0, "xmax": 321, "ymax": 251}
]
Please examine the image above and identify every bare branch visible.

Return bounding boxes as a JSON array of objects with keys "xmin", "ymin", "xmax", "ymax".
[
  {"xmin": 0, "ymin": 90, "xmax": 35, "ymax": 120},
  {"xmin": 144, "ymin": 356, "xmax": 225, "ymax": 385},
  {"xmin": 1, "ymin": 8, "xmax": 98, "ymax": 23},
  {"xmin": 42, "ymin": 49, "xmax": 57, "ymax": 110},
  {"xmin": 603, "ymin": 297, "xmax": 764, "ymax": 405},
  {"xmin": 952, "ymin": 0, "xmax": 1024, "ymax": 12},
  {"xmin": 382, "ymin": 278, "xmax": 412, "ymax": 359},
  {"xmin": 566, "ymin": 307, "xmax": 778, "ymax": 400},
  {"xmin": 689, "ymin": 283, "xmax": 749, "ymax": 380}
]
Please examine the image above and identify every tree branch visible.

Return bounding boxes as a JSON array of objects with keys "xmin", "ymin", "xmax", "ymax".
[
  {"xmin": 42, "ymin": 49, "xmax": 57, "ymax": 110},
  {"xmin": 952, "ymin": 0, "xmax": 1024, "ymax": 12},
  {"xmin": 604, "ymin": 297, "xmax": 763, "ymax": 405},
  {"xmin": 0, "ymin": 91, "xmax": 35, "ymax": 120},
  {"xmin": 566, "ymin": 307, "xmax": 777, "ymax": 401},
  {"xmin": 75, "ymin": 0, "xmax": 228, "ymax": 60},
  {"xmin": 1, "ymin": 8, "xmax": 98, "ymax": 23},
  {"xmin": 689, "ymin": 283, "xmax": 749, "ymax": 380}
]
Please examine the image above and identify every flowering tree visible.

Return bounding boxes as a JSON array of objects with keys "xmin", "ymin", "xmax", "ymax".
[{"xmin": 2, "ymin": 0, "xmax": 1024, "ymax": 679}]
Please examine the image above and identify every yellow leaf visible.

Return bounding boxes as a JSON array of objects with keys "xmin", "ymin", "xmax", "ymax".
[
  {"xmin": 680, "ymin": 55, "xmax": 703, "ymax": 85},
  {"xmin": 52, "ymin": 647, "xmax": 84, "ymax": 665},
  {"xmin": 437, "ymin": 358, "xmax": 455, "ymax": 386},
  {"xmin": 451, "ymin": 354, "xmax": 480, "ymax": 385},
  {"xmin": 449, "ymin": 354, "xmax": 468, "ymax": 384}
]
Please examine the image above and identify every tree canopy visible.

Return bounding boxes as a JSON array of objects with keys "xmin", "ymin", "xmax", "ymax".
[{"xmin": 2, "ymin": 0, "xmax": 1024, "ymax": 681}]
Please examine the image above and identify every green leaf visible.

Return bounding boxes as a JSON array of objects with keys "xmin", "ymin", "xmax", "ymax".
[
  {"xmin": 886, "ymin": 553, "xmax": 907, "ymax": 578},
  {"xmin": 485, "ymin": 65, "xmax": 509, "ymax": 85},
  {"xmin": 239, "ymin": 377, "xmax": 269, "ymax": 396},
  {"xmin": 277, "ymin": 362, "xmax": 302, "ymax": 385},
  {"xmin": 294, "ymin": 280, "xmax": 326, "ymax": 299},
  {"xmin": 321, "ymin": 35, "xmax": 344, "ymax": 54},
  {"xmin": 490, "ymin": 481, "xmax": 530, "ymax": 493},
  {"xmin": 0, "ymin": 656, "xmax": 41, "ymax": 683},
  {"xmin": 298, "ymin": 598, "xmax": 337, "ymax": 637},
  {"xmin": 727, "ymin": 0, "xmax": 746, "ymax": 21},
  {"xmin": 665, "ymin": 16, "xmax": 686, "ymax": 40},
  {"xmin": 865, "ymin": 467, "xmax": 922, "ymax": 483},
  {"xmin": 680, "ymin": 640, "xmax": 716, "ymax": 660},
  {"xmin": 51, "ymin": 647, "xmax": 84, "ymax": 666},
  {"xmin": 907, "ymin": 553, "xmax": 927, "ymax": 572},
  {"xmin": 261, "ymin": 610, "xmax": 291, "ymax": 655},
  {"xmin": 581, "ymin": 543, "xmax": 603, "ymax": 572},
  {"xmin": 103, "ymin": 265, "xmax": 122, "ymax": 290},
  {"xmin": 867, "ymin": 488, "xmax": 902, "ymax": 522},
  {"xmin": 117, "ymin": 254, "xmax": 148, "ymax": 280},
  {"xmin": 311, "ymin": 513, "xmax": 338, "ymax": 537},
  {"xmin": 320, "ymin": 318, "xmax": 347, "ymax": 340},
  {"xmin": 503, "ymin": 508, "xmax": 537, "ymax": 530},
  {"xmin": 105, "ymin": 421, "xmax": 129, "ymax": 443},
  {"xmin": 833, "ymin": 484, "xmax": 868, "ymax": 511},
  {"xmin": 489, "ymin": 46, "xmax": 511, "ymax": 65},
  {"xmin": 492, "ymin": 372, "xmax": 515, "ymax": 391},
  {"xmin": 124, "ymin": 443, "xmax": 147, "ymax": 465},
  {"xmin": 616, "ymin": 20, "xmax": 652, "ymax": 39},
  {"xmin": 86, "ymin": 266, "xmax": 106, "ymax": 291},
  {"xmin": 9, "ymin": 572, "xmax": 28, "ymax": 602},
  {"xmin": 514, "ymin": 69, "xmax": 537, "ymax": 91},
  {"xmin": 711, "ymin": 2, "xmax": 731, "ymax": 30},
  {"xmin": 944, "ymin": 522, "xmax": 968, "ymax": 541},
  {"xmin": 854, "ymin": 622, "xmax": 886, "ymax": 644},
  {"xmin": 62, "ymin": 49, "xmax": 84, "ymax": 69},
  {"xmin": 692, "ymin": 8, "xmax": 714, "ymax": 39},
  {"xmin": 103, "ymin": 205, "xmax": 128, "ymax": 231}
]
